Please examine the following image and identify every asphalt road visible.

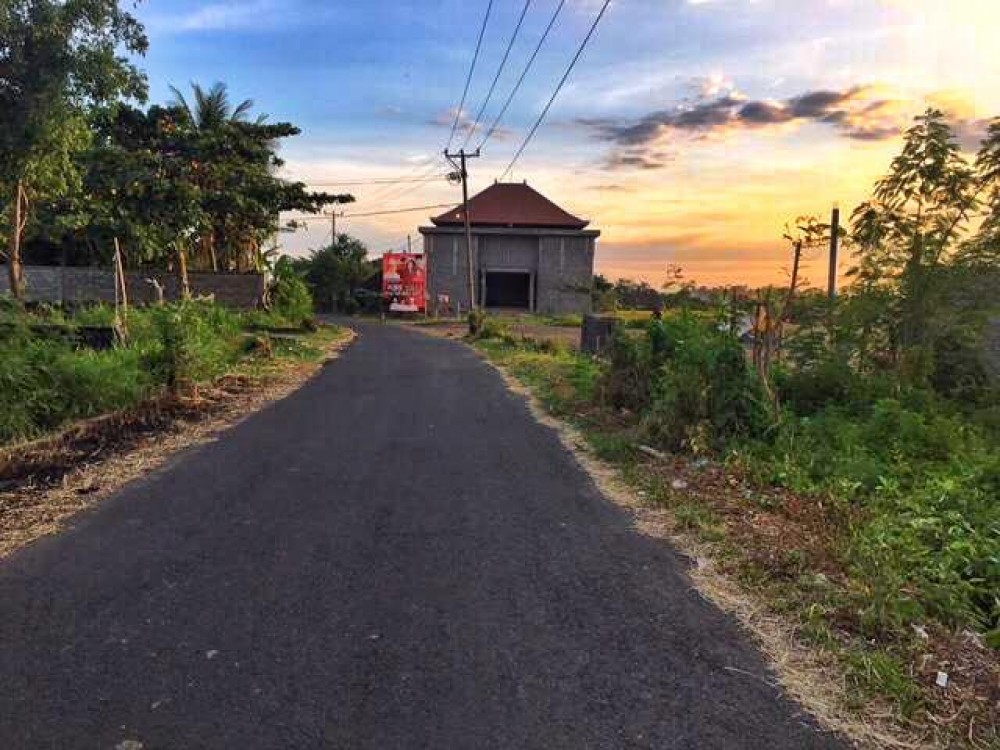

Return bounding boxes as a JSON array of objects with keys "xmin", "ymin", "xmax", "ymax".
[{"xmin": 0, "ymin": 322, "xmax": 846, "ymax": 749}]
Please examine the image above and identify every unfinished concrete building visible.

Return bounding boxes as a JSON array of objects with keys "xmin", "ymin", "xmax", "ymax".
[{"xmin": 419, "ymin": 182, "xmax": 600, "ymax": 315}]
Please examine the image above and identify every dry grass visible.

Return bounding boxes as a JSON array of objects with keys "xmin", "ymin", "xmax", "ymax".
[{"xmin": 0, "ymin": 328, "xmax": 355, "ymax": 560}]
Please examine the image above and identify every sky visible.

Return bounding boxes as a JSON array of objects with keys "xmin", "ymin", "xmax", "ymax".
[{"xmin": 133, "ymin": 0, "xmax": 1000, "ymax": 288}]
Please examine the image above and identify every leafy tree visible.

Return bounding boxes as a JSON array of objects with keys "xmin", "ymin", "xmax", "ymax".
[
  {"xmin": 162, "ymin": 82, "xmax": 353, "ymax": 274},
  {"xmin": 0, "ymin": 0, "xmax": 147, "ymax": 299},
  {"xmin": 849, "ymin": 109, "xmax": 989, "ymax": 380},
  {"xmin": 962, "ymin": 117, "xmax": 1000, "ymax": 268},
  {"xmin": 55, "ymin": 93, "xmax": 352, "ymax": 300},
  {"xmin": 291, "ymin": 235, "xmax": 375, "ymax": 313}
]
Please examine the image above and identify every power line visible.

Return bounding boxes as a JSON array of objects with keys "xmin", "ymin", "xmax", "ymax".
[
  {"xmin": 276, "ymin": 203, "xmax": 456, "ymax": 221},
  {"xmin": 461, "ymin": 0, "xmax": 533, "ymax": 150},
  {"xmin": 478, "ymin": 0, "xmax": 566, "ymax": 151},
  {"xmin": 344, "ymin": 203, "xmax": 455, "ymax": 219},
  {"xmin": 446, "ymin": 0, "xmax": 495, "ymax": 150},
  {"xmin": 303, "ymin": 175, "xmax": 449, "ymax": 187},
  {"xmin": 358, "ymin": 157, "xmax": 448, "ymax": 206},
  {"xmin": 498, "ymin": 0, "xmax": 611, "ymax": 181},
  {"xmin": 362, "ymin": 156, "xmax": 452, "ymax": 207}
]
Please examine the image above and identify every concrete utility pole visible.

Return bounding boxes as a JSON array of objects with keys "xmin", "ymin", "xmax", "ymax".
[
  {"xmin": 828, "ymin": 204, "xmax": 841, "ymax": 300},
  {"xmin": 444, "ymin": 148, "xmax": 480, "ymax": 311}
]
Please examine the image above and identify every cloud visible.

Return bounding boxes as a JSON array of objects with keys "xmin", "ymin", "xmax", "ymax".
[
  {"xmin": 604, "ymin": 147, "xmax": 675, "ymax": 171},
  {"xmin": 376, "ymin": 105, "xmax": 405, "ymax": 118},
  {"xmin": 925, "ymin": 90, "xmax": 994, "ymax": 151},
  {"xmin": 149, "ymin": 1, "xmax": 282, "ymax": 32},
  {"xmin": 581, "ymin": 85, "xmax": 912, "ymax": 154},
  {"xmin": 429, "ymin": 108, "xmax": 514, "ymax": 142}
]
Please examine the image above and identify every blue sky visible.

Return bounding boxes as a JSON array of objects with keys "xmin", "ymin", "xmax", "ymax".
[{"xmin": 132, "ymin": 0, "xmax": 1000, "ymax": 285}]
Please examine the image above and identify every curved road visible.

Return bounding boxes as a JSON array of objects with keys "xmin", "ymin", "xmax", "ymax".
[{"xmin": 0, "ymin": 322, "xmax": 845, "ymax": 749}]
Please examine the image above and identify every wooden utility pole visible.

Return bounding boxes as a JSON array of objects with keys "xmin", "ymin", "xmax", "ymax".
[
  {"xmin": 113, "ymin": 238, "xmax": 129, "ymax": 341},
  {"xmin": 828, "ymin": 204, "xmax": 841, "ymax": 299},
  {"xmin": 177, "ymin": 244, "xmax": 191, "ymax": 300},
  {"xmin": 407, "ymin": 234, "xmax": 412, "ymax": 254},
  {"xmin": 7, "ymin": 181, "xmax": 27, "ymax": 301},
  {"xmin": 444, "ymin": 148, "xmax": 480, "ymax": 312},
  {"xmin": 113, "ymin": 238, "xmax": 129, "ymax": 313},
  {"xmin": 330, "ymin": 210, "xmax": 337, "ymax": 244}
]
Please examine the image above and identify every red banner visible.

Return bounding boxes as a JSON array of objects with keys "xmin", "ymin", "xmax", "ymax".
[{"xmin": 382, "ymin": 253, "xmax": 426, "ymax": 313}]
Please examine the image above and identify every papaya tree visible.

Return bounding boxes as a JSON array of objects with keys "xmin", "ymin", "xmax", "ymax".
[{"xmin": 849, "ymin": 109, "xmax": 980, "ymax": 378}]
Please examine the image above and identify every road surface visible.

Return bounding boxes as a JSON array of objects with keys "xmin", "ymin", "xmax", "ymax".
[{"xmin": 0, "ymin": 322, "xmax": 846, "ymax": 749}]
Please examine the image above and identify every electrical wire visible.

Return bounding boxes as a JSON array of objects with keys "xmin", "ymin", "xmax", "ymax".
[
  {"xmin": 498, "ymin": 0, "xmax": 611, "ymax": 181},
  {"xmin": 461, "ymin": 0, "xmax": 533, "ymax": 150},
  {"xmin": 303, "ymin": 175, "xmax": 450, "ymax": 187},
  {"xmin": 283, "ymin": 203, "xmax": 455, "ymax": 220},
  {"xmin": 362, "ymin": 157, "xmax": 452, "ymax": 207},
  {"xmin": 477, "ymin": 0, "xmax": 566, "ymax": 151},
  {"xmin": 446, "ymin": 0, "xmax": 495, "ymax": 150},
  {"xmin": 344, "ymin": 203, "xmax": 456, "ymax": 219}
]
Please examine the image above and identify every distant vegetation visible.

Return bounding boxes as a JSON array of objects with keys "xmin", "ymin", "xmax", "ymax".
[{"xmin": 286, "ymin": 235, "xmax": 380, "ymax": 314}]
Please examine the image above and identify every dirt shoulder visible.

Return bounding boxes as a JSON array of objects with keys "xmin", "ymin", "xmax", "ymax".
[{"xmin": 0, "ymin": 326, "xmax": 355, "ymax": 559}]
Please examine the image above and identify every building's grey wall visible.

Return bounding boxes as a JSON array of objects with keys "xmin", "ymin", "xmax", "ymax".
[
  {"xmin": 423, "ymin": 229, "xmax": 595, "ymax": 315},
  {"xmin": 536, "ymin": 235, "xmax": 593, "ymax": 315},
  {"xmin": 425, "ymin": 233, "xmax": 476, "ymax": 313},
  {"xmin": 0, "ymin": 265, "xmax": 265, "ymax": 308},
  {"xmin": 480, "ymin": 235, "xmax": 536, "ymax": 271}
]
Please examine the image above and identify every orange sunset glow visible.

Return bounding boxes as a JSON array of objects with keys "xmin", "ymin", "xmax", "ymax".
[{"xmin": 264, "ymin": 0, "xmax": 1000, "ymax": 289}]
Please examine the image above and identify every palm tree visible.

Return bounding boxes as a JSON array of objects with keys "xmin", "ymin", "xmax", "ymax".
[
  {"xmin": 168, "ymin": 82, "xmax": 269, "ymax": 273},
  {"xmin": 168, "ymin": 82, "xmax": 258, "ymax": 130}
]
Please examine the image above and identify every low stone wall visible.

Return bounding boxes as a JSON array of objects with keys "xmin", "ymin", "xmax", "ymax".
[{"xmin": 0, "ymin": 265, "xmax": 265, "ymax": 309}]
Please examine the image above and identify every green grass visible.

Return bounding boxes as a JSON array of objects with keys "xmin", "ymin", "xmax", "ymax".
[{"xmin": 0, "ymin": 300, "xmax": 341, "ymax": 446}]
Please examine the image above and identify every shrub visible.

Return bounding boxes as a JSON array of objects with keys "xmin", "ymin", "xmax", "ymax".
[
  {"xmin": 640, "ymin": 316, "xmax": 773, "ymax": 452},
  {"xmin": 270, "ymin": 272, "xmax": 314, "ymax": 328},
  {"xmin": 598, "ymin": 328, "xmax": 653, "ymax": 410}
]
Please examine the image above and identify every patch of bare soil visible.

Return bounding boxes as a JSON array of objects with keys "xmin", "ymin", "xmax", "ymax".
[
  {"xmin": 483, "ymin": 358, "xmax": 1000, "ymax": 750},
  {"xmin": 0, "ymin": 329, "xmax": 355, "ymax": 559}
]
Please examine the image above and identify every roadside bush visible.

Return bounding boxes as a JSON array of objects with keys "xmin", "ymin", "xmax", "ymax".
[
  {"xmin": 597, "ymin": 313, "xmax": 775, "ymax": 449},
  {"xmin": 270, "ymin": 272, "xmax": 314, "ymax": 328},
  {"xmin": 135, "ymin": 301, "xmax": 242, "ymax": 388},
  {"xmin": 643, "ymin": 320, "xmax": 772, "ymax": 453},
  {"xmin": 598, "ymin": 328, "xmax": 653, "ymax": 410},
  {"xmin": 774, "ymin": 359, "xmax": 899, "ymax": 416}
]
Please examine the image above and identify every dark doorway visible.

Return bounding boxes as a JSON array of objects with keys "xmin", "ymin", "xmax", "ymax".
[{"xmin": 483, "ymin": 271, "xmax": 531, "ymax": 309}]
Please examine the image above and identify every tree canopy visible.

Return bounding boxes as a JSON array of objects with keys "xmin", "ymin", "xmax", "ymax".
[{"xmin": 1, "ymin": 0, "xmax": 149, "ymax": 297}]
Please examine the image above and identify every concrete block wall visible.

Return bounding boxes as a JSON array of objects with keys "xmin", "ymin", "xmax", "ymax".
[
  {"xmin": 0, "ymin": 265, "xmax": 265, "ymax": 308},
  {"xmin": 425, "ymin": 233, "xmax": 475, "ymax": 313},
  {"xmin": 536, "ymin": 235, "xmax": 593, "ymax": 315}
]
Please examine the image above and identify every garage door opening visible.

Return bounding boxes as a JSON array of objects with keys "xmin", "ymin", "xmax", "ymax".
[{"xmin": 483, "ymin": 271, "xmax": 532, "ymax": 310}]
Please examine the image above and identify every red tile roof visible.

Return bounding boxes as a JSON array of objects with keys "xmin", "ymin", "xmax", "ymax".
[{"xmin": 430, "ymin": 182, "xmax": 590, "ymax": 229}]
